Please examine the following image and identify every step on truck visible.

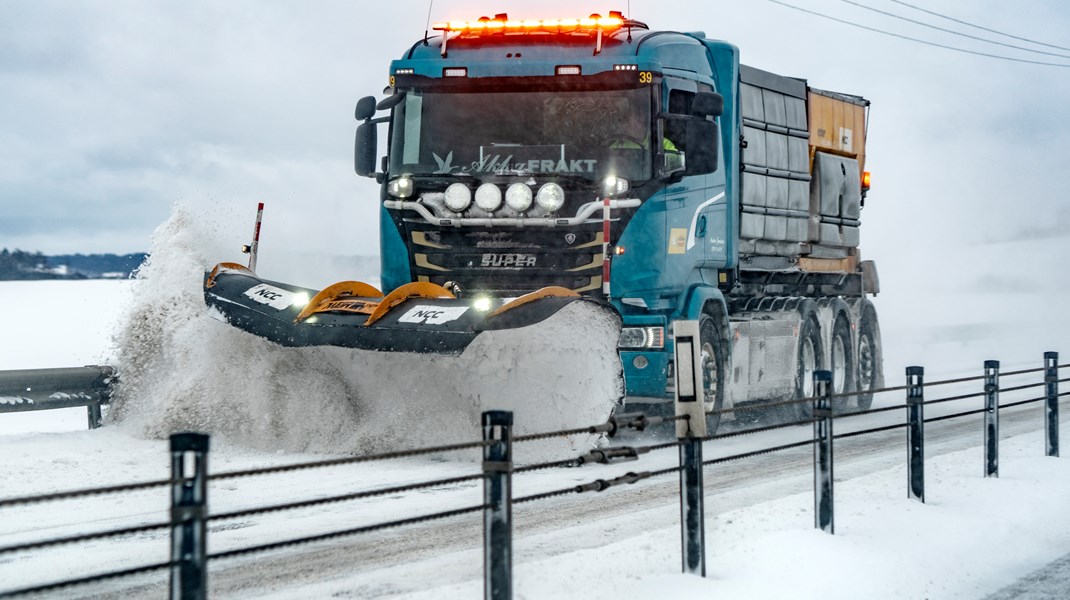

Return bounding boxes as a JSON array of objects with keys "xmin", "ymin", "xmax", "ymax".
[{"xmin": 204, "ymin": 12, "xmax": 883, "ymax": 431}]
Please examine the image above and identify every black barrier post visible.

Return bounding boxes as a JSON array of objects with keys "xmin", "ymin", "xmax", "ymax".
[
  {"xmin": 813, "ymin": 370, "xmax": 834, "ymax": 534},
  {"xmin": 984, "ymin": 360, "xmax": 1000, "ymax": 478},
  {"xmin": 672, "ymin": 320, "xmax": 707, "ymax": 576},
  {"xmin": 482, "ymin": 411, "xmax": 513, "ymax": 600},
  {"xmin": 87, "ymin": 402, "xmax": 103, "ymax": 429},
  {"xmin": 907, "ymin": 366, "xmax": 925, "ymax": 502},
  {"xmin": 679, "ymin": 438, "xmax": 704, "ymax": 576},
  {"xmin": 1045, "ymin": 352, "xmax": 1059, "ymax": 458},
  {"xmin": 170, "ymin": 433, "xmax": 209, "ymax": 600}
]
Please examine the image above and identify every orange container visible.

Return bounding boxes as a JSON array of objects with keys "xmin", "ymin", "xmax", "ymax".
[{"xmin": 808, "ymin": 88, "xmax": 869, "ymax": 174}]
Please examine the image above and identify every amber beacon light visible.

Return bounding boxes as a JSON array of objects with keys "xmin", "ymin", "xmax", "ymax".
[{"xmin": 432, "ymin": 12, "xmax": 626, "ymax": 34}]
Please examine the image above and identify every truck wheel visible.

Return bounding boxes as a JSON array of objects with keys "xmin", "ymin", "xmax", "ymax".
[
  {"xmin": 856, "ymin": 304, "xmax": 882, "ymax": 410},
  {"xmin": 699, "ymin": 314, "xmax": 726, "ymax": 435},
  {"xmin": 794, "ymin": 311, "xmax": 824, "ymax": 421},
  {"xmin": 830, "ymin": 315, "xmax": 855, "ymax": 412}
]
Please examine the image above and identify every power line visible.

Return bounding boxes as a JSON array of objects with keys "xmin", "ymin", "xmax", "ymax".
[
  {"xmin": 838, "ymin": 0, "xmax": 1070, "ymax": 59},
  {"xmin": 765, "ymin": 0, "xmax": 1070, "ymax": 68},
  {"xmin": 890, "ymin": 0, "xmax": 1070, "ymax": 53}
]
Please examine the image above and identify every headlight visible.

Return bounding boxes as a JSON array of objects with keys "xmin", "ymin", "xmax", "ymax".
[
  {"xmin": 618, "ymin": 326, "xmax": 666, "ymax": 349},
  {"xmin": 474, "ymin": 183, "xmax": 502, "ymax": 212},
  {"xmin": 535, "ymin": 182, "xmax": 565, "ymax": 212},
  {"xmin": 387, "ymin": 176, "xmax": 414, "ymax": 199},
  {"xmin": 444, "ymin": 183, "xmax": 472, "ymax": 212},
  {"xmin": 505, "ymin": 183, "xmax": 533, "ymax": 212},
  {"xmin": 602, "ymin": 175, "xmax": 629, "ymax": 197}
]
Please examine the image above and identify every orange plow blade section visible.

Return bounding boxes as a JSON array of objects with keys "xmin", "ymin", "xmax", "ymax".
[{"xmin": 203, "ymin": 264, "xmax": 615, "ymax": 355}]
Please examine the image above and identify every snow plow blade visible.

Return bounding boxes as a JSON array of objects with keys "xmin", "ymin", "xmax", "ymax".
[{"xmin": 203, "ymin": 263, "xmax": 607, "ymax": 355}]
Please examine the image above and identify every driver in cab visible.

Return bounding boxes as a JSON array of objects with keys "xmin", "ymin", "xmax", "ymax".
[{"xmin": 609, "ymin": 110, "xmax": 678, "ymax": 152}]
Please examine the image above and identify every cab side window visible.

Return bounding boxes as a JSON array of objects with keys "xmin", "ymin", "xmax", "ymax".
[{"xmin": 665, "ymin": 89, "xmax": 694, "ymax": 152}]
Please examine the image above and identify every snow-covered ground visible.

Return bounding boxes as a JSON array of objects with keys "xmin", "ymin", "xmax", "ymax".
[{"xmin": 2, "ymin": 208, "xmax": 1070, "ymax": 598}]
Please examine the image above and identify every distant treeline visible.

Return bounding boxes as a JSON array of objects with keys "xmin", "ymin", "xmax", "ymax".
[{"xmin": 0, "ymin": 248, "xmax": 147, "ymax": 280}]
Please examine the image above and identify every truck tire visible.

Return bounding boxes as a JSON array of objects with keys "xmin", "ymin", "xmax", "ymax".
[
  {"xmin": 794, "ymin": 307, "xmax": 824, "ymax": 421},
  {"xmin": 699, "ymin": 314, "xmax": 726, "ymax": 435},
  {"xmin": 830, "ymin": 313, "xmax": 855, "ymax": 412},
  {"xmin": 856, "ymin": 302, "xmax": 882, "ymax": 410}
]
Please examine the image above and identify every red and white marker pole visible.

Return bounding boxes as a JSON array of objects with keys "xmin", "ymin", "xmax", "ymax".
[
  {"xmin": 248, "ymin": 202, "xmax": 264, "ymax": 272},
  {"xmin": 602, "ymin": 197, "xmax": 611, "ymax": 298}
]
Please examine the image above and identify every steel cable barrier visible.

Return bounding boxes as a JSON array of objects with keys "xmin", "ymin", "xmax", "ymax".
[{"xmin": 0, "ymin": 349, "xmax": 1066, "ymax": 599}]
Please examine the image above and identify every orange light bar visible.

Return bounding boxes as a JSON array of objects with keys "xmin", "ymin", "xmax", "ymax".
[
  {"xmin": 432, "ymin": 14, "xmax": 625, "ymax": 33},
  {"xmin": 862, "ymin": 171, "xmax": 872, "ymax": 190}
]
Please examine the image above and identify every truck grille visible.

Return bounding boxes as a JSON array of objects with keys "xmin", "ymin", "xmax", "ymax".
[{"xmin": 407, "ymin": 224, "xmax": 606, "ymax": 298}]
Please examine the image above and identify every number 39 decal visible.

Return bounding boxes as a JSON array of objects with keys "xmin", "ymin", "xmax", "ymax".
[{"xmin": 638, "ymin": 71, "xmax": 653, "ymax": 84}]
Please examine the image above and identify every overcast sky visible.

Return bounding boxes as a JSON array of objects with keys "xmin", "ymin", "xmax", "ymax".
[{"xmin": 2, "ymin": 1, "xmax": 1068, "ymax": 290}]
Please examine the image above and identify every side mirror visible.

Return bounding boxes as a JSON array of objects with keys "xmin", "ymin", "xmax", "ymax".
[
  {"xmin": 355, "ymin": 122, "xmax": 377, "ymax": 177},
  {"xmin": 691, "ymin": 92, "xmax": 724, "ymax": 118},
  {"xmin": 377, "ymin": 91, "xmax": 406, "ymax": 111},
  {"xmin": 684, "ymin": 119, "xmax": 718, "ymax": 176},
  {"xmin": 355, "ymin": 96, "xmax": 377, "ymax": 121}
]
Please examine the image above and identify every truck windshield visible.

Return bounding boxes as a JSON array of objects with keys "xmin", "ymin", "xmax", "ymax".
[{"xmin": 389, "ymin": 86, "xmax": 652, "ymax": 182}]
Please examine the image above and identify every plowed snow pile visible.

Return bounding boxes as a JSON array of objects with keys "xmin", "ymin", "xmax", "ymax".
[{"xmin": 110, "ymin": 204, "xmax": 622, "ymax": 460}]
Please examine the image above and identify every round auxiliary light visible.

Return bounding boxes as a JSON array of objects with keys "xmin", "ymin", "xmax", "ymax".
[
  {"xmin": 444, "ymin": 183, "xmax": 472, "ymax": 212},
  {"xmin": 602, "ymin": 175, "xmax": 629, "ymax": 197},
  {"xmin": 388, "ymin": 176, "xmax": 414, "ymax": 199},
  {"xmin": 505, "ymin": 183, "xmax": 533, "ymax": 212},
  {"xmin": 535, "ymin": 182, "xmax": 565, "ymax": 212},
  {"xmin": 474, "ymin": 183, "xmax": 502, "ymax": 212}
]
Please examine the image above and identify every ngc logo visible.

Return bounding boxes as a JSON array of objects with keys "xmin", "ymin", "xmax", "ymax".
[{"xmin": 481, "ymin": 253, "xmax": 537, "ymax": 268}]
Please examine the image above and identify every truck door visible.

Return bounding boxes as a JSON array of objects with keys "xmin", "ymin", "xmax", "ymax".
[{"xmin": 661, "ymin": 78, "xmax": 727, "ymax": 284}]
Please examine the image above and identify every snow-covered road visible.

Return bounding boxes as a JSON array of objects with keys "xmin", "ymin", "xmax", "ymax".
[
  {"xmin": 3, "ymin": 399, "xmax": 1069, "ymax": 599},
  {"xmin": 3, "ymin": 255, "xmax": 1070, "ymax": 598}
]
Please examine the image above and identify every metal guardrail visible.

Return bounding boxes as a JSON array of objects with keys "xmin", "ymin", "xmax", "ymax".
[
  {"xmin": 0, "ymin": 349, "xmax": 1066, "ymax": 598},
  {"xmin": 0, "ymin": 366, "xmax": 114, "ymax": 429}
]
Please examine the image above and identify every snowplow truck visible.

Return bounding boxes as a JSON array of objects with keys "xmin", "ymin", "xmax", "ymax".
[{"xmin": 204, "ymin": 12, "xmax": 883, "ymax": 428}]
